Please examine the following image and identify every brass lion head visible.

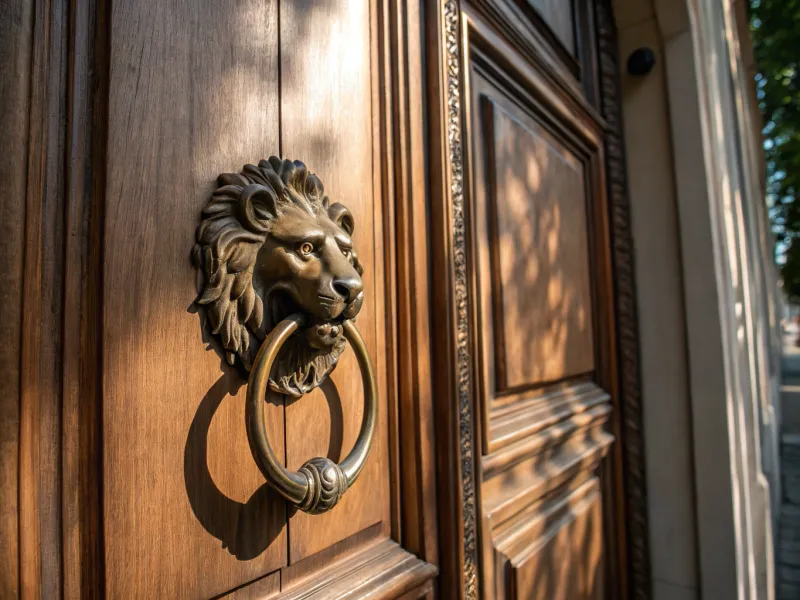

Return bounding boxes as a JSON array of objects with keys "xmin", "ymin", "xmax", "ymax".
[{"xmin": 192, "ymin": 157, "xmax": 364, "ymax": 397}]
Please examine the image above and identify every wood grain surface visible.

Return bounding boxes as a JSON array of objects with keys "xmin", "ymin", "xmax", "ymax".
[
  {"xmin": 280, "ymin": 0, "xmax": 389, "ymax": 565},
  {"xmin": 488, "ymin": 101, "xmax": 595, "ymax": 390},
  {"xmin": 102, "ymin": 1, "xmax": 286, "ymax": 596},
  {"xmin": 463, "ymin": 10, "xmax": 617, "ymax": 599},
  {"xmin": 0, "ymin": 0, "xmax": 644, "ymax": 595},
  {"xmin": 0, "ymin": 0, "xmax": 33, "ymax": 596}
]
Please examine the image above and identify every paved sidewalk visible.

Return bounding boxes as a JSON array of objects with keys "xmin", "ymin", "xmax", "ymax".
[
  {"xmin": 779, "ymin": 435, "xmax": 800, "ymax": 599},
  {"xmin": 779, "ymin": 333, "xmax": 800, "ymax": 599}
]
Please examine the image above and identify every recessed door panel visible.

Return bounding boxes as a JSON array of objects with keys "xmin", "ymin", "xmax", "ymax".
[{"xmin": 526, "ymin": 0, "xmax": 576, "ymax": 52}]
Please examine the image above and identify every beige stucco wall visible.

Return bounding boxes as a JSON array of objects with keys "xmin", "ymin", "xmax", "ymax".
[{"xmin": 613, "ymin": 0, "xmax": 782, "ymax": 598}]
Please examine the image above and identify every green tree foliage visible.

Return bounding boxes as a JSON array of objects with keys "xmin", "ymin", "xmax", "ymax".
[{"xmin": 750, "ymin": 0, "xmax": 800, "ymax": 299}]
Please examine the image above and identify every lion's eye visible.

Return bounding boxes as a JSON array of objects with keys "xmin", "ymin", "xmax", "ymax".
[{"xmin": 299, "ymin": 242, "xmax": 314, "ymax": 256}]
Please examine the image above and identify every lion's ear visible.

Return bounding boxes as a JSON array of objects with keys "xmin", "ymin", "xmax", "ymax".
[
  {"xmin": 240, "ymin": 184, "xmax": 279, "ymax": 233},
  {"xmin": 328, "ymin": 202, "xmax": 354, "ymax": 236}
]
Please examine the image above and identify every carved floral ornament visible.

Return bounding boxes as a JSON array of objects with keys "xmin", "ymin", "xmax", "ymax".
[{"xmin": 192, "ymin": 157, "xmax": 376, "ymax": 514}]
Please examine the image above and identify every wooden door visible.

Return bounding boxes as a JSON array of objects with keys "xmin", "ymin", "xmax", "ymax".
[
  {"xmin": 96, "ymin": 0, "xmax": 439, "ymax": 597},
  {"xmin": 5, "ymin": 0, "xmax": 439, "ymax": 598},
  {"xmin": 426, "ymin": 1, "xmax": 644, "ymax": 599},
  {"xmin": 5, "ymin": 0, "xmax": 645, "ymax": 597}
]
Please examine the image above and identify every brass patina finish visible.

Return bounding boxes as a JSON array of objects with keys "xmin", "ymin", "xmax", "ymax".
[
  {"xmin": 245, "ymin": 315, "xmax": 377, "ymax": 514},
  {"xmin": 193, "ymin": 157, "xmax": 365, "ymax": 398},
  {"xmin": 193, "ymin": 157, "xmax": 376, "ymax": 513}
]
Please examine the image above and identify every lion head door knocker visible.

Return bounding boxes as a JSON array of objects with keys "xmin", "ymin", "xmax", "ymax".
[{"xmin": 192, "ymin": 157, "xmax": 377, "ymax": 514}]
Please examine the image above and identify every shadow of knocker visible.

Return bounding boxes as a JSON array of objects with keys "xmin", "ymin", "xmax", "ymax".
[
  {"xmin": 185, "ymin": 294, "xmax": 347, "ymax": 552},
  {"xmin": 183, "ymin": 368, "xmax": 346, "ymax": 557},
  {"xmin": 183, "ymin": 373, "xmax": 285, "ymax": 560}
]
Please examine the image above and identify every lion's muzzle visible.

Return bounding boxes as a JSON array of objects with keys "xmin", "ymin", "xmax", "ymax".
[{"xmin": 342, "ymin": 292, "xmax": 363, "ymax": 320}]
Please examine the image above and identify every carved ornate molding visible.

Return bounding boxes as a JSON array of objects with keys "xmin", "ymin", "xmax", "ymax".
[
  {"xmin": 595, "ymin": 1, "xmax": 653, "ymax": 597},
  {"xmin": 443, "ymin": 1, "xmax": 480, "ymax": 598}
]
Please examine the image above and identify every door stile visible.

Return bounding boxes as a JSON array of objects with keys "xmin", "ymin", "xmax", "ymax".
[{"xmin": 382, "ymin": 0, "xmax": 442, "ymax": 567}]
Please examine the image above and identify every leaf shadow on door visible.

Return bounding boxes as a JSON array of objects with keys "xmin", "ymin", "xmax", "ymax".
[{"xmin": 184, "ymin": 371, "xmax": 285, "ymax": 560}]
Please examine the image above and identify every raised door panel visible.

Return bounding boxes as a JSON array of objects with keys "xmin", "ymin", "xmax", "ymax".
[
  {"xmin": 465, "ymin": 12, "xmax": 613, "ymax": 600},
  {"xmin": 487, "ymin": 101, "xmax": 595, "ymax": 393},
  {"xmin": 103, "ymin": 1, "xmax": 287, "ymax": 597},
  {"xmin": 495, "ymin": 479, "xmax": 604, "ymax": 600}
]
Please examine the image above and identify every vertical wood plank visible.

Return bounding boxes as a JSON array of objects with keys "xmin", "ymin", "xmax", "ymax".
[
  {"xmin": 0, "ymin": 0, "xmax": 33, "ymax": 596},
  {"xmin": 61, "ymin": 0, "xmax": 110, "ymax": 595},
  {"xmin": 19, "ymin": 0, "xmax": 70, "ymax": 597},
  {"xmin": 103, "ymin": 1, "xmax": 287, "ymax": 596},
  {"xmin": 280, "ymin": 0, "xmax": 389, "ymax": 563}
]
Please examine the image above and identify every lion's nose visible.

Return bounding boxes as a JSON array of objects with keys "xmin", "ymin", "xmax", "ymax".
[{"xmin": 332, "ymin": 277, "xmax": 363, "ymax": 302}]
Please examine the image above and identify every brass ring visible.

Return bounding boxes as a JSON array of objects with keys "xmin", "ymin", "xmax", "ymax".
[{"xmin": 245, "ymin": 314, "xmax": 377, "ymax": 514}]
